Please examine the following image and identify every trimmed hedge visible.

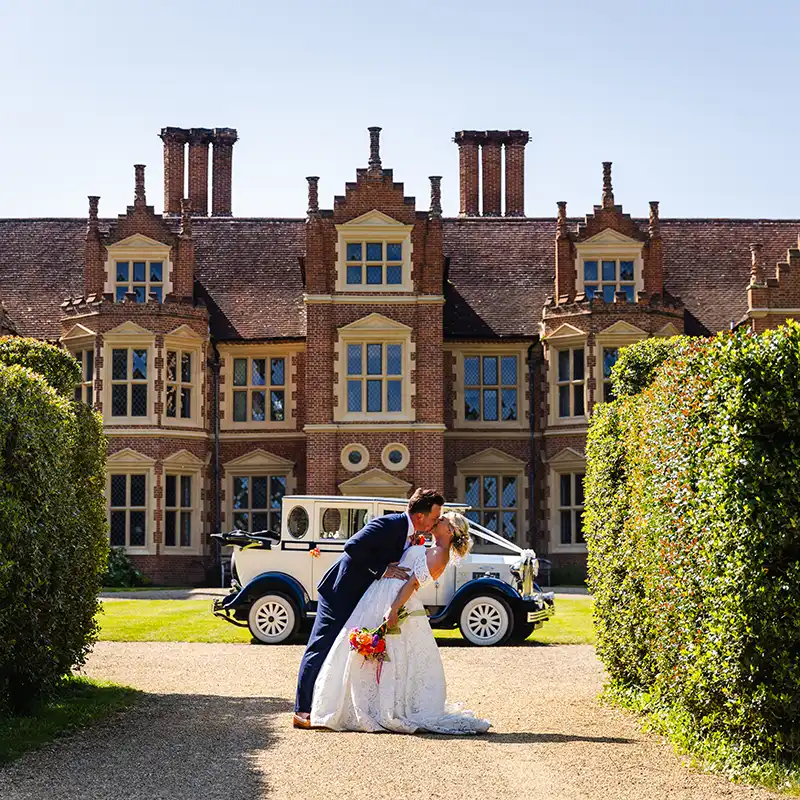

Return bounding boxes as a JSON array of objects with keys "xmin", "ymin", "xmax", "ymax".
[
  {"xmin": 586, "ymin": 324, "xmax": 800, "ymax": 764},
  {"xmin": 0, "ymin": 339, "xmax": 108, "ymax": 714}
]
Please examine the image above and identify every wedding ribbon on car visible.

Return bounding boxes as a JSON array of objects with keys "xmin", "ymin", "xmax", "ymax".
[{"xmin": 465, "ymin": 519, "xmax": 539, "ymax": 599}]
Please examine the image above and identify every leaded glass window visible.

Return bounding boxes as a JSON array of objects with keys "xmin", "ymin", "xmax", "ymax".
[
  {"xmin": 464, "ymin": 354, "xmax": 518, "ymax": 422},
  {"xmin": 583, "ymin": 259, "xmax": 635, "ymax": 303},
  {"xmin": 165, "ymin": 474, "xmax": 193, "ymax": 547},
  {"xmin": 232, "ymin": 474, "xmax": 287, "ymax": 532},
  {"xmin": 109, "ymin": 473, "xmax": 147, "ymax": 547},
  {"xmin": 601, "ymin": 347, "xmax": 620, "ymax": 403},
  {"xmin": 464, "ymin": 473, "xmax": 519, "ymax": 542},
  {"xmin": 231, "ymin": 356, "xmax": 286, "ymax": 423},
  {"xmin": 110, "ymin": 347, "xmax": 149, "ymax": 417},
  {"xmin": 73, "ymin": 348, "xmax": 94, "ymax": 406},
  {"xmin": 556, "ymin": 347, "xmax": 585, "ymax": 418},
  {"xmin": 344, "ymin": 241, "xmax": 404, "ymax": 286},
  {"xmin": 166, "ymin": 350, "xmax": 194, "ymax": 420},
  {"xmin": 114, "ymin": 260, "xmax": 164, "ymax": 303},
  {"xmin": 558, "ymin": 472, "xmax": 585, "ymax": 545},
  {"xmin": 346, "ymin": 342, "xmax": 403, "ymax": 413}
]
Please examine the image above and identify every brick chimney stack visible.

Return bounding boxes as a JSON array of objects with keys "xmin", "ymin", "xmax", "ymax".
[
  {"xmin": 134, "ymin": 164, "xmax": 147, "ymax": 207},
  {"xmin": 85, "ymin": 195, "xmax": 104, "ymax": 296},
  {"xmin": 160, "ymin": 127, "xmax": 188, "ymax": 216},
  {"xmin": 429, "ymin": 175, "xmax": 442, "ymax": 219},
  {"xmin": 211, "ymin": 128, "xmax": 238, "ymax": 217},
  {"xmin": 504, "ymin": 131, "xmax": 529, "ymax": 217},
  {"xmin": 367, "ymin": 126, "xmax": 382, "ymax": 174},
  {"xmin": 306, "ymin": 176, "xmax": 319, "ymax": 216},
  {"xmin": 188, "ymin": 128, "xmax": 212, "ymax": 216},
  {"xmin": 455, "ymin": 131, "xmax": 479, "ymax": 217},
  {"xmin": 455, "ymin": 129, "xmax": 530, "ymax": 217},
  {"xmin": 602, "ymin": 162, "xmax": 614, "ymax": 209}
]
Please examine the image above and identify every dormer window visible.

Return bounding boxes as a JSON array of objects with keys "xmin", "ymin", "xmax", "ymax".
[
  {"xmin": 345, "ymin": 242, "xmax": 404, "ymax": 286},
  {"xmin": 583, "ymin": 259, "xmax": 635, "ymax": 303},
  {"xmin": 115, "ymin": 260, "xmax": 164, "ymax": 303}
]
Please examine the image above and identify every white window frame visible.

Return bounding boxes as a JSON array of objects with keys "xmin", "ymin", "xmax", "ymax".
[
  {"xmin": 544, "ymin": 324, "xmax": 587, "ymax": 427},
  {"xmin": 451, "ymin": 343, "xmax": 528, "ymax": 430},
  {"xmin": 61, "ymin": 324, "xmax": 97, "ymax": 408},
  {"xmin": 334, "ymin": 314, "xmax": 415, "ymax": 423},
  {"xmin": 103, "ymin": 234, "xmax": 173, "ymax": 303},
  {"xmin": 106, "ymin": 448, "xmax": 156, "ymax": 556},
  {"xmin": 548, "ymin": 448, "xmax": 587, "ymax": 554},
  {"xmin": 163, "ymin": 325, "xmax": 205, "ymax": 429},
  {"xmin": 574, "ymin": 231, "xmax": 644, "ymax": 303},
  {"xmin": 101, "ymin": 323, "xmax": 156, "ymax": 424},
  {"xmin": 456, "ymin": 448, "xmax": 527, "ymax": 551},
  {"xmin": 220, "ymin": 345, "xmax": 299, "ymax": 432},
  {"xmin": 162, "ymin": 449, "xmax": 204, "ymax": 555},
  {"xmin": 222, "ymin": 450, "xmax": 296, "ymax": 533},
  {"xmin": 334, "ymin": 210, "xmax": 414, "ymax": 293}
]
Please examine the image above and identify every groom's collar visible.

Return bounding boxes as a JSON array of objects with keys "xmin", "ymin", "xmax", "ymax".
[{"xmin": 405, "ymin": 511, "xmax": 414, "ymax": 539}]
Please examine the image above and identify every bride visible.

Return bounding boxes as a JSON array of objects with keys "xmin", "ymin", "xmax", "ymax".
[{"xmin": 310, "ymin": 511, "xmax": 491, "ymax": 734}]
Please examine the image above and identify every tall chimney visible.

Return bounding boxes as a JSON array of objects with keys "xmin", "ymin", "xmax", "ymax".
[
  {"xmin": 188, "ymin": 128, "xmax": 212, "ymax": 216},
  {"xmin": 134, "ymin": 164, "xmax": 146, "ymax": 207},
  {"xmin": 504, "ymin": 131, "xmax": 529, "ymax": 217},
  {"xmin": 481, "ymin": 133, "xmax": 502, "ymax": 216},
  {"xmin": 211, "ymin": 128, "xmax": 238, "ymax": 217},
  {"xmin": 159, "ymin": 127, "xmax": 188, "ymax": 216},
  {"xmin": 455, "ymin": 131, "xmax": 479, "ymax": 217}
]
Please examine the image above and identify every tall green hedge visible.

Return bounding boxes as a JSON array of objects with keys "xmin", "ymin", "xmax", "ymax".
[
  {"xmin": 0, "ymin": 338, "xmax": 107, "ymax": 714},
  {"xmin": 586, "ymin": 324, "xmax": 800, "ymax": 763}
]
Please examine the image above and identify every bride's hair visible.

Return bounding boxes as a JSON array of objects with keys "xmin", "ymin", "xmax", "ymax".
[{"xmin": 441, "ymin": 511, "xmax": 472, "ymax": 559}]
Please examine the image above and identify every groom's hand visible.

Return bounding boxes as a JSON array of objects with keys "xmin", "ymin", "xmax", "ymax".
[{"xmin": 382, "ymin": 563, "xmax": 410, "ymax": 580}]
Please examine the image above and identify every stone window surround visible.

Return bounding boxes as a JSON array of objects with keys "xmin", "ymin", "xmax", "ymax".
[
  {"xmin": 449, "ymin": 343, "xmax": 529, "ymax": 430},
  {"xmin": 219, "ymin": 344, "xmax": 301, "ymax": 432},
  {"xmin": 62, "ymin": 323, "xmax": 97, "ymax": 408},
  {"xmin": 221, "ymin": 449, "xmax": 297, "ymax": 533},
  {"xmin": 574, "ymin": 232, "xmax": 644, "ymax": 300},
  {"xmin": 103, "ymin": 234, "xmax": 174, "ymax": 303},
  {"xmin": 163, "ymin": 325, "xmax": 205, "ymax": 430},
  {"xmin": 333, "ymin": 314, "xmax": 415, "ymax": 424},
  {"xmin": 334, "ymin": 210, "xmax": 414, "ymax": 293},
  {"xmin": 455, "ymin": 447, "xmax": 527, "ymax": 551},
  {"xmin": 548, "ymin": 448, "xmax": 587, "ymax": 554},
  {"xmin": 341, "ymin": 443, "xmax": 370, "ymax": 472},
  {"xmin": 101, "ymin": 323, "xmax": 157, "ymax": 425},
  {"xmin": 381, "ymin": 442, "xmax": 410, "ymax": 472},
  {"xmin": 162, "ymin": 449, "xmax": 205, "ymax": 555},
  {"xmin": 544, "ymin": 324, "xmax": 588, "ymax": 428},
  {"xmin": 593, "ymin": 322, "xmax": 648, "ymax": 407},
  {"xmin": 106, "ymin": 448, "xmax": 156, "ymax": 556}
]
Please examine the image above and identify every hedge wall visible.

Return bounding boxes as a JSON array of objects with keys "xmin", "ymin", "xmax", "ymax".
[
  {"xmin": 0, "ymin": 338, "xmax": 107, "ymax": 714},
  {"xmin": 585, "ymin": 324, "xmax": 800, "ymax": 762}
]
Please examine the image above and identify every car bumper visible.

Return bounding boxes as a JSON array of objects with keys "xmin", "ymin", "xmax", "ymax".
[{"xmin": 524, "ymin": 591, "xmax": 556, "ymax": 624}]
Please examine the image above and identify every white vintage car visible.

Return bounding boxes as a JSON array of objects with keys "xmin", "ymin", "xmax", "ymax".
[{"xmin": 212, "ymin": 495, "xmax": 555, "ymax": 646}]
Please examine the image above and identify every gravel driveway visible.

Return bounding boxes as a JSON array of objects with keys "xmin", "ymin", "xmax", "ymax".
[{"xmin": 0, "ymin": 642, "xmax": 779, "ymax": 800}]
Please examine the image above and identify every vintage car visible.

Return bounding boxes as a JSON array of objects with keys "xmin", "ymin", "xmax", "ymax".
[{"xmin": 212, "ymin": 495, "xmax": 555, "ymax": 646}]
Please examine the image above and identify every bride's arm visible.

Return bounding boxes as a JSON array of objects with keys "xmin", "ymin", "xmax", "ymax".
[{"xmin": 385, "ymin": 547, "xmax": 449, "ymax": 627}]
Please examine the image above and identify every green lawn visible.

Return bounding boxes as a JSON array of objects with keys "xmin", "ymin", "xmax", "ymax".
[
  {"xmin": 98, "ymin": 595, "xmax": 594, "ymax": 645},
  {"xmin": 0, "ymin": 677, "xmax": 141, "ymax": 765}
]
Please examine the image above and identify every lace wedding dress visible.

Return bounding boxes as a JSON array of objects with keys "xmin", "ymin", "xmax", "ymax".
[{"xmin": 310, "ymin": 545, "xmax": 491, "ymax": 734}]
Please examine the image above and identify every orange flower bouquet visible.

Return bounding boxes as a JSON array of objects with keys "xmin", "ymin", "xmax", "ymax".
[{"xmin": 348, "ymin": 605, "xmax": 416, "ymax": 683}]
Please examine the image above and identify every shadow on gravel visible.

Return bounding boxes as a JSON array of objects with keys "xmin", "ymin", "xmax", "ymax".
[
  {"xmin": 0, "ymin": 694, "xmax": 291, "ymax": 800},
  {"xmin": 421, "ymin": 731, "xmax": 636, "ymax": 744}
]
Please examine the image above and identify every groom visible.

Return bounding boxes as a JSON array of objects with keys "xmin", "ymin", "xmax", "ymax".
[{"xmin": 293, "ymin": 487, "xmax": 444, "ymax": 728}]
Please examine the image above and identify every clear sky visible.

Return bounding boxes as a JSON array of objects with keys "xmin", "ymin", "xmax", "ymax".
[{"xmin": 1, "ymin": 0, "xmax": 798, "ymax": 220}]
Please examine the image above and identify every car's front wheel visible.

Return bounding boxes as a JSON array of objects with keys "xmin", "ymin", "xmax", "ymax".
[
  {"xmin": 248, "ymin": 593, "xmax": 299, "ymax": 644},
  {"xmin": 458, "ymin": 595, "xmax": 512, "ymax": 646}
]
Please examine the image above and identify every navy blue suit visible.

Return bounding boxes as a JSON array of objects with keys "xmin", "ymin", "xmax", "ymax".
[{"xmin": 294, "ymin": 513, "xmax": 409, "ymax": 713}]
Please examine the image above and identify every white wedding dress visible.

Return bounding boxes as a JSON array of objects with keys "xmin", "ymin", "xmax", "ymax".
[{"xmin": 310, "ymin": 545, "xmax": 491, "ymax": 734}]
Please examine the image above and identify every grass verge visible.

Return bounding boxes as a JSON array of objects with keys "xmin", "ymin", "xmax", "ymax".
[
  {"xmin": 97, "ymin": 595, "xmax": 594, "ymax": 645},
  {"xmin": 0, "ymin": 676, "xmax": 141, "ymax": 765},
  {"xmin": 605, "ymin": 684, "xmax": 800, "ymax": 796}
]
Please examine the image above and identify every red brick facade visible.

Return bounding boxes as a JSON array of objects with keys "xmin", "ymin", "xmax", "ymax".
[{"xmin": 0, "ymin": 125, "xmax": 797, "ymax": 585}]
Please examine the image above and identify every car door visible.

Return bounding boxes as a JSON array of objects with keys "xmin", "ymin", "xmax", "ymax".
[{"xmin": 310, "ymin": 503, "xmax": 370, "ymax": 600}]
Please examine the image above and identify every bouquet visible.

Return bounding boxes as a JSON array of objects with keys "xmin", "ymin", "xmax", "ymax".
[{"xmin": 348, "ymin": 605, "xmax": 424, "ymax": 683}]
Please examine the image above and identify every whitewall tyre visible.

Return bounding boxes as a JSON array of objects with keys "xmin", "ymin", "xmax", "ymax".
[
  {"xmin": 458, "ymin": 595, "xmax": 512, "ymax": 646},
  {"xmin": 247, "ymin": 593, "xmax": 299, "ymax": 644}
]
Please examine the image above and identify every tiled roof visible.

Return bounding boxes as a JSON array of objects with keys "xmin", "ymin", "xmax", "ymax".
[
  {"xmin": 0, "ymin": 215, "xmax": 798, "ymax": 342},
  {"xmin": 443, "ymin": 218, "xmax": 554, "ymax": 338},
  {"xmin": 192, "ymin": 218, "xmax": 306, "ymax": 339}
]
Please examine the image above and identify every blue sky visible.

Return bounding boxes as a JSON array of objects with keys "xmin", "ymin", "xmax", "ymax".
[{"xmin": 1, "ymin": 0, "xmax": 798, "ymax": 220}]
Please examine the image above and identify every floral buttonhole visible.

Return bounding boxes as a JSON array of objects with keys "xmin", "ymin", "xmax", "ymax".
[
  {"xmin": 414, "ymin": 534, "xmax": 426, "ymax": 546},
  {"xmin": 310, "ymin": 547, "xmax": 321, "ymax": 558}
]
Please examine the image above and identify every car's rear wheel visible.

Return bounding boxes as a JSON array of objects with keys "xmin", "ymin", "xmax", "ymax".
[
  {"xmin": 458, "ymin": 595, "xmax": 512, "ymax": 646},
  {"xmin": 248, "ymin": 593, "xmax": 299, "ymax": 644}
]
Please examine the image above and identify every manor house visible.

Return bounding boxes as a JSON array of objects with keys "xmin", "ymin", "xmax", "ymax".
[{"xmin": 1, "ymin": 125, "xmax": 797, "ymax": 584}]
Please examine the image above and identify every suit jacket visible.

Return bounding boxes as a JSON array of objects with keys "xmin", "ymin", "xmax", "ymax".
[{"xmin": 316, "ymin": 513, "xmax": 409, "ymax": 610}]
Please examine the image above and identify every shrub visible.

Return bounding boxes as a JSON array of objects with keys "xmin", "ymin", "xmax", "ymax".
[
  {"xmin": 0, "ymin": 336, "xmax": 81, "ymax": 398},
  {"xmin": 609, "ymin": 335, "xmax": 689, "ymax": 397},
  {"xmin": 586, "ymin": 323, "xmax": 800, "ymax": 765},
  {"xmin": 103, "ymin": 547, "xmax": 146, "ymax": 588},
  {"xmin": 0, "ymin": 339, "xmax": 108, "ymax": 714}
]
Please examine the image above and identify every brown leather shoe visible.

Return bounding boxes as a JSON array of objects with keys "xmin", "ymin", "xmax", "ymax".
[{"xmin": 292, "ymin": 713, "xmax": 311, "ymax": 729}]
